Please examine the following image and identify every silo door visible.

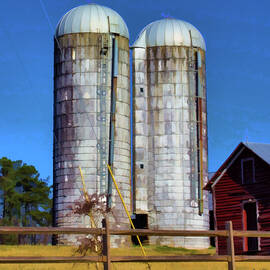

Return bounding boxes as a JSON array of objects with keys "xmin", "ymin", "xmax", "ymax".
[
  {"xmin": 131, "ymin": 214, "xmax": 148, "ymax": 245},
  {"xmin": 243, "ymin": 202, "xmax": 258, "ymax": 253}
]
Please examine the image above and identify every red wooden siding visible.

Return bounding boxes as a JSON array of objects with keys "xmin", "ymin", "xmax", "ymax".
[{"xmin": 213, "ymin": 147, "xmax": 270, "ymax": 255}]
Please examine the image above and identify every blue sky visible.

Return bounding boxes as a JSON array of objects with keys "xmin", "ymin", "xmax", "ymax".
[{"xmin": 0, "ymin": 0, "xmax": 270, "ymax": 182}]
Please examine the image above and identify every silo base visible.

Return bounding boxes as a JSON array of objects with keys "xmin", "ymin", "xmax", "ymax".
[
  {"xmin": 55, "ymin": 234, "xmax": 131, "ymax": 248},
  {"xmin": 149, "ymin": 236, "xmax": 210, "ymax": 249}
]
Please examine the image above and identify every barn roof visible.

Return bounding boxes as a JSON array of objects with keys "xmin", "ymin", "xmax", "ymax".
[
  {"xmin": 205, "ymin": 142, "xmax": 270, "ymax": 190},
  {"xmin": 244, "ymin": 142, "xmax": 270, "ymax": 165}
]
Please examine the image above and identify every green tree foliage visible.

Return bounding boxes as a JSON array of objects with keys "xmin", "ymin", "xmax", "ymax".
[{"xmin": 0, "ymin": 157, "xmax": 52, "ymax": 243}]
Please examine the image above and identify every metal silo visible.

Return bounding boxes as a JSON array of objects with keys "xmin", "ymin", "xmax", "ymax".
[
  {"xmin": 132, "ymin": 18, "xmax": 209, "ymax": 248},
  {"xmin": 53, "ymin": 4, "xmax": 131, "ymax": 246}
]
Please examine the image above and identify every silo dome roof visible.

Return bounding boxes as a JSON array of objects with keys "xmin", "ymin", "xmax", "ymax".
[
  {"xmin": 132, "ymin": 18, "xmax": 205, "ymax": 50},
  {"xmin": 56, "ymin": 4, "xmax": 129, "ymax": 38}
]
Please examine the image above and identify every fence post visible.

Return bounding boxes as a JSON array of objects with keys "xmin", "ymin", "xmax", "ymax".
[
  {"xmin": 102, "ymin": 216, "xmax": 111, "ymax": 270},
  {"xmin": 226, "ymin": 221, "xmax": 235, "ymax": 270}
]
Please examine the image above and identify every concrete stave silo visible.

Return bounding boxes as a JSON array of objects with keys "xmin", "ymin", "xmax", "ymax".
[
  {"xmin": 132, "ymin": 18, "xmax": 209, "ymax": 248},
  {"xmin": 53, "ymin": 4, "xmax": 131, "ymax": 246}
]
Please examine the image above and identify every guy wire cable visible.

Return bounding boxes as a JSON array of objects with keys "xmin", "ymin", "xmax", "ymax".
[{"xmin": 39, "ymin": 0, "xmax": 63, "ymax": 55}]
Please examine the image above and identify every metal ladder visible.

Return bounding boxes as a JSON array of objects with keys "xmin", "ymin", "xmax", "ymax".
[
  {"xmin": 97, "ymin": 34, "xmax": 110, "ymax": 194},
  {"xmin": 188, "ymin": 30, "xmax": 204, "ymax": 214},
  {"xmin": 187, "ymin": 30, "xmax": 200, "ymax": 209},
  {"xmin": 187, "ymin": 45, "xmax": 199, "ymax": 208}
]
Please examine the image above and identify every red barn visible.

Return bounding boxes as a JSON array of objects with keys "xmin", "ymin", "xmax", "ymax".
[{"xmin": 205, "ymin": 142, "xmax": 270, "ymax": 255}]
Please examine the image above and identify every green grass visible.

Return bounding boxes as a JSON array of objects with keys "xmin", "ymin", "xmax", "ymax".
[
  {"xmin": 0, "ymin": 245, "xmax": 268, "ymax": 270},
  {"xmin": 153, "ymin": 245, "xmax": 215, "ymax": 254}
]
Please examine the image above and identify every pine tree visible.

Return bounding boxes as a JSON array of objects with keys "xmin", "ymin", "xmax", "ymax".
[{"xmin": 0, "ymin": 157, "xmax": 52, "ymax": 244}]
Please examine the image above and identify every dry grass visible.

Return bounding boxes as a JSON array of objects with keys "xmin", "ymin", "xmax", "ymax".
[{"xmin": 0, "ymin": 245, "xmax": 268, "ymax": 270}]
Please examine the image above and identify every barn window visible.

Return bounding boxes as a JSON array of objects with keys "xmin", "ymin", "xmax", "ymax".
[{"xmin": 241, "ymin": 158, "xmax": 255, "ymax": 184}]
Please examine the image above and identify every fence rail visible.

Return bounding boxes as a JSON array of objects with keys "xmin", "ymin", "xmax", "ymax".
[
  {"xmin": 3, "ymin": 226, "xmax": 270, "ymax": 237},
  {"xmin": 0, "ymin": 220, "xmax": 270, "ymax": 270}
]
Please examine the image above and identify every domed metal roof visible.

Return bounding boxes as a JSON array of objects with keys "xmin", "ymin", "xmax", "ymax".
[
  {"xmin": 132, "ymin": 18, "xmax": 205, "ymax": 50},
  {"xmin": 55, "ymin": 4, "xmax": 129, "ymax": 38}
]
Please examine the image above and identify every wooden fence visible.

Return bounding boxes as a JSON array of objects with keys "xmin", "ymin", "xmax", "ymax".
[{"xmin": 1, "ymin": 220, "xmax": 270, "ymax": 270}]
